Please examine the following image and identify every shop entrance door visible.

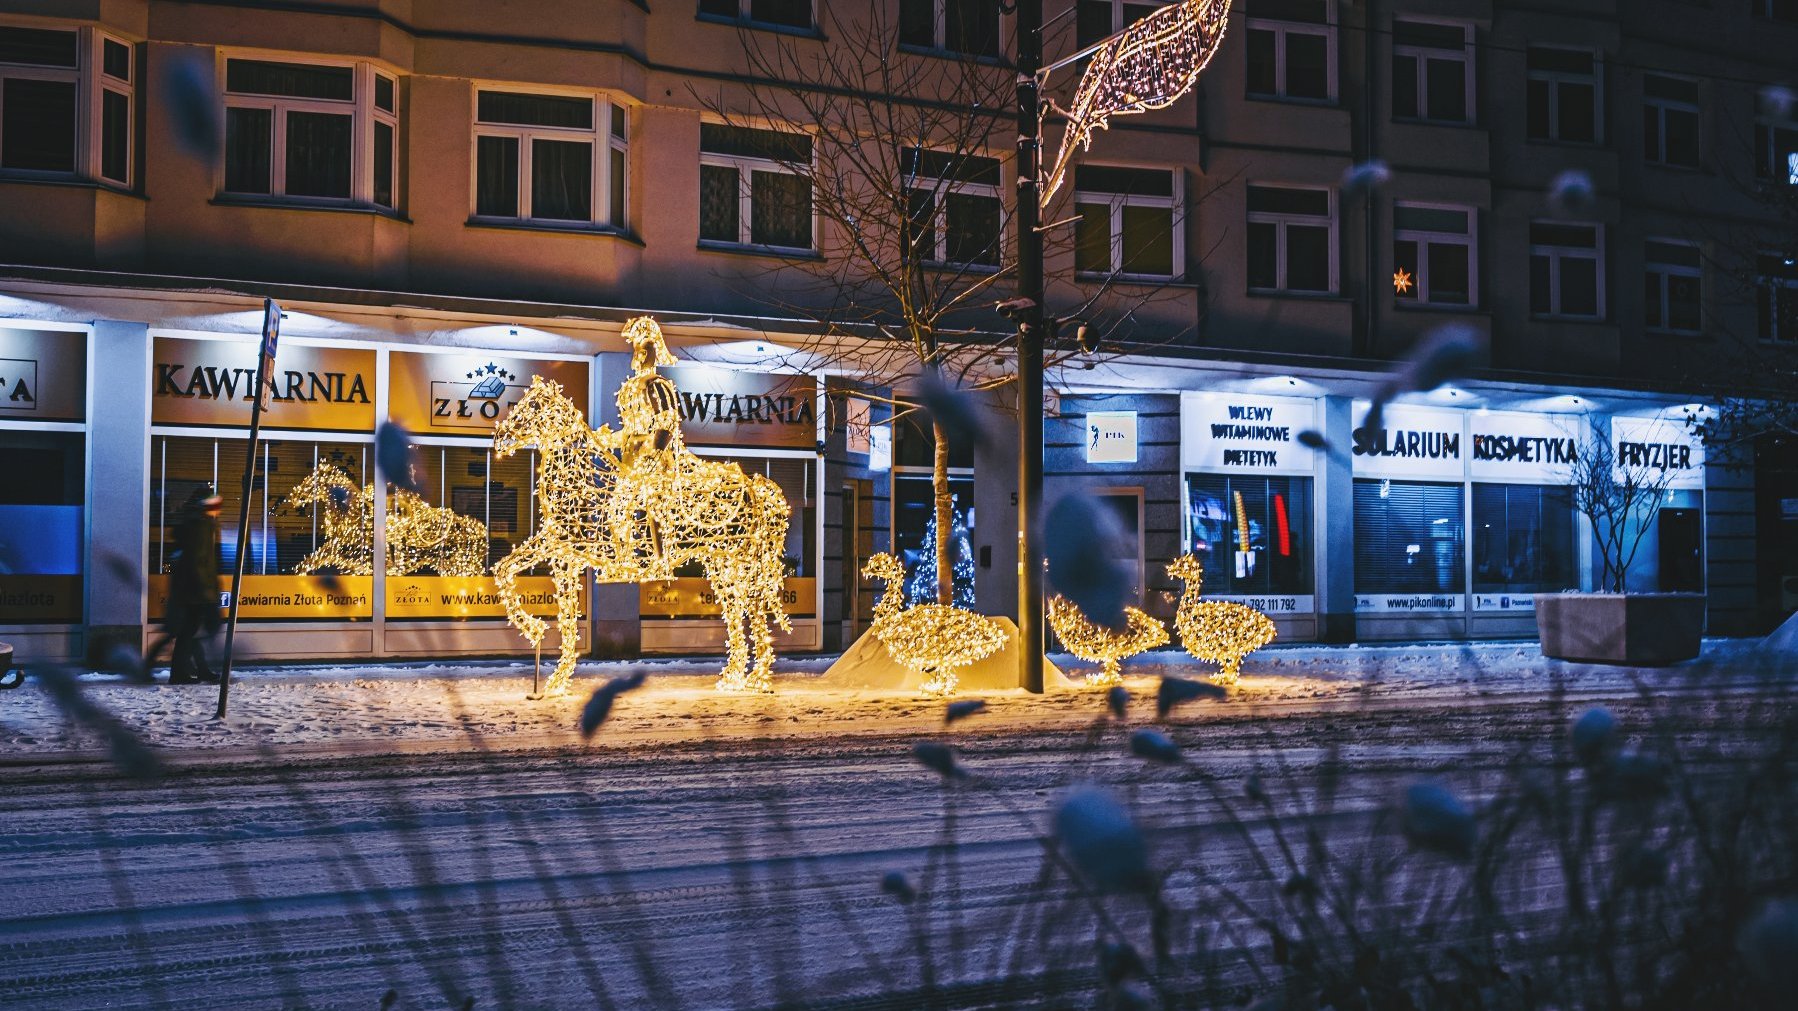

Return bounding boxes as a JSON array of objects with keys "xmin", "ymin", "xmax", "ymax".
[
  {"xmin": 841, "ymin": 479, "xmax": 875, "ymax": 642},
  {"xmin": 1658, "ymin": 508, "xmax": 1703, "ymax": 592},
  {"xmin": 1093, "ymin": 488, "xmax": 1146, "ymax": 605}
]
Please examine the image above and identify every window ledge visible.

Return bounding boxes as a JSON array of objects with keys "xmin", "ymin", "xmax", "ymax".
[
  {"xmin": 1644, "ymin": 161, "xmax": 1704, "ymax": 174},
  {"xmin": 1525, "ymin": 136, "xmax": 1604, "ymax": 149},
  {"xmin": 1643, "ymin": 327, "xmax": 1706, "ymax": 339},
  {"xmin": 927, "ymin": 260, "xmax": 1002, "ymax": 275},
  {"xmin": 695, "ymin": 12, "xmax": 824, "ymax": 39},
  {"xmin": 1529, "ymin": 314, "xmax": 1607, "ymax": 324},
  {"xmin": 1077, "ymin": 271, "xmax": 1196, "ymax": 288},
  {"xmin": 1247, "ymin": 289, "xmax": 1348, "ymax": 301},
  {"xmin": 0, "ymin": 173, "xmax": 143, "ymax": 200},
  {"xmin": 896, "ymin": 43, "xmax": 1009, "ymax": 68},
  {"xmin": 1393, "ymin": 301, "xmax": 1486, "ymax": 314},
  {"xmin": 697, "ymin": 240, "xmax": 822, "ymax": 262},
  {"xmin": 1245, "ymin": 94, "xmax": 1340, "ymax": 109},
  {"xmin": 211, "ymin": 195, "xmax": 409, "ymax": 221},
  {"xmin": 1392, "ymin": 117, "xmax": 1479, "ymax": 129},
  {"xmin": 465, "ymin": 217, "xmax": 643, "ymax": 244}
]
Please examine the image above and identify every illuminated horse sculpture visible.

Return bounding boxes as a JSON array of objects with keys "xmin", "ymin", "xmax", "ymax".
[
  {"xmin": 280, "ymin": 462, "xmax": 489, "ymax": 578},
  {"xmin": 492, "ymin": 316, "xmax": 792, "ymax": 696}
]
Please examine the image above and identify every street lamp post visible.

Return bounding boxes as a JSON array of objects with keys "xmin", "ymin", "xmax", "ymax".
[{"xmin": 1015, "ymin": 0, "xmax": 1046, "ymax": 694}]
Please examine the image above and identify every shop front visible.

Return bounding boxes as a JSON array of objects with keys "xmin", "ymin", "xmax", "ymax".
[{"xmin": 0, "ymin": 324, "xmax": 90, "ymax": 661}]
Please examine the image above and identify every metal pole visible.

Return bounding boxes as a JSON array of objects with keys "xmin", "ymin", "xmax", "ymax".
[
  {"xmin": 1016, "ymin": 0, "xmax": 1046, "ymax": 693},
  {"xmin": 215, "ymin": 304, "xmax": 279, "ymax": 718}
]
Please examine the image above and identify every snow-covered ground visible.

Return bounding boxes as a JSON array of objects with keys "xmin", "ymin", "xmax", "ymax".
[{"xmin": 0, "ymin": 638, "xmax": 1783, "ymax": 759}]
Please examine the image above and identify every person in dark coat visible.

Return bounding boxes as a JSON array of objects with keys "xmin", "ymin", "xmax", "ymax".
[{"xmin": 147, "ymin": 486, "xmax": 224, "ymax": 684}]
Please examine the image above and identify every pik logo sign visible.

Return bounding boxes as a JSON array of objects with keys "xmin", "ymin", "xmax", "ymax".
[
  {"xmin": 0, "ymin": 357, "xmax": 38, "ymax": 412},
  {"xmin": 432, "ymin": 363, "xmax": 522, "ymax": 427}
]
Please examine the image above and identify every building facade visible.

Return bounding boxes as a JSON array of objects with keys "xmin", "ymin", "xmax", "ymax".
[{"xmin": 1, "ymin": 0, "xmax": 1794, "ymax": 665}]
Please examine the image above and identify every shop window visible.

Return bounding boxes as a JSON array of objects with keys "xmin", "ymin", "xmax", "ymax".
[
  {"xmin": 1755, "ymin": 116, "xmax": 1798, "ymax": 183},
  {"xmin": 1643, "ymin": 74, "xmax": 1700, "ymax": 169},
  {"xmin": 892, "ymin": 473, "xmax": 975, "ymax": 607},
  {"xmin": 1472, "ymin": 483, "xmax": 1575, "ymax": 594},
  {"xmin": 699, "ymin": 123, "xmax": 813, "ymax": 251},
  {"xmin": 0, "ymin": 430, "xmax": 84, "ymax": 624},
  {"xmin": 902, "ymin": 147, "xmax": 1002, "ymax": 267},
  {"xmin": 1529, "ymin": 221, "xmax": 1604, "ymax": 319},
  {"xmin": 222, "ymin": 57, "xmax": 398, "ymax": 207},
  {"xmin": 1643, "ymin": 240, "xmax": 1702, "ymax": 334},
  {"xmin": 1247, "ymin": 183, "xmax": 1334, "ymax": 294},
  {"xmin": 1353, "ymin": 479, "xmax": 1464, "ymax": 595},
  {"xmin": 1758, "ymin": 254, "xmax": 1798, "ymax": 344},
  {"xmin": 1185, "ymin": 474, "xmax": 1313, "ymax": 596},
  {"xmin": 1245, "ymin": 0, "xmax": 1334, "ymax": 103},
  {"xmin": 0, "ymin": 24, "xmax": 134, "ymax": 186},
  {"xmin": 1077, "ymin": 1, "xmax": 1166, "ymax": 48},
  {"xmin": 899, "ymin": 0, "xmax": 999, "ymax": 56},
  {"xmin": 698, "ymin": 0, "xmax": 812, "ymax": 31},
  {"xmin": 1074, "ymin": 165, "xmax": 1179, "ymax": 278},
  {"xmin": 406, "ymin": 446, "xmax": 543, "ymax": 583},
  {"xmin": 1390, "ymin": 19, "xmax": 1472, "ymax": 125},
  {"xmin": 473, "ymin": 90, "xmax": 627, "ymax": 228},
  {"xmin": 1393, "ymin": 203, "xmax": 1475, "ymax": 307},
  {"xmin": 1526, "ymin": 47, "xmax": 1599, "ymax": 144}
]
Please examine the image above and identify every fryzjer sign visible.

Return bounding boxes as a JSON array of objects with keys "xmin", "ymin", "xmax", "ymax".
[
  {"xmin": 1181, "ymin": 393, "xmax": 1319, "ymax": 475},
  {"xmin": 0, "ymin": 327, "xmax": 86, "ymax": 422},
  {"xmin": 1351, "ymin": 403, "xmax": 1464, "ymax": 479},
  {"xmin": 1611, "ymin": 416, "xmax": 1705, "ymax": 490},
  {"xmin": 152, "ymin": 335, "xmax": 376, "ymax": 431},
  {"xmin": 1468, "ymin": 411, "xmax": 1583, "ymax": 482},
  {"xmin": 664, "ymin": 366, "xmax": 818, "ymax": 449},
  {"xmin": 389, "ymin": 350, "xmax": 589, "ymax": 435}
]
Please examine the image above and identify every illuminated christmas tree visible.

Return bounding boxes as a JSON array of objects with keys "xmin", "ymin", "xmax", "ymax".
[{"xmin": 905, "ymin": 499, "xmax": 975, "ymax": 610}]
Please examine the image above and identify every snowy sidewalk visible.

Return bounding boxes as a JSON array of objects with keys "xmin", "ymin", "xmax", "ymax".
[{"xmin": 0, "ymin": 639, "xmax": 1782, "ymax": 761}]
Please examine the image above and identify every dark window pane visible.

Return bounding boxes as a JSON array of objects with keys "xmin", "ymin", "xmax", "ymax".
[
  {"xmin": 531, "ymin": 138, "xmax": 591, "ymax": 220},
  {"xmin": 1246, "ymin": 29, "xmax": 1277, "ymax": 96},
  {"xmin": 1645, "ymin": 241, "xmax": 1700, "ymax": 267},
  {"xmin": 1394, "ymin": 205, "xmax": 1467, "ymax": 233},
  {"xmin": 224, "ymin": 106, "xmax": 271, "ymax": 193},
  {"xmin": 946, "ymin": 0, "xmax": 999, "ymax": 55},
  {"xmin": 1530, "ymin": 223, "xmax": 1596, "ymax": 248},
  {"xmin": 1427, "ymin": 242, "xmax": 1469, "ymax": 303},
  {"xmin": 226, "ymin": 60, "xmax": 353, "ymax": 101},
  {"xmin": 750, "ymin": 0, "xmax": 810, "ymax": 26},
  {"xmin": 1664, "ymin": 108, "xmax": 1699, "ymax": 167},
  {"xmin": 1392, "ymin": 54, "xmax": 1418, "ymax": 118},
  {"xmin": 101, "ymin": 89, "xmax": 129, "ymax": 183},
  {"xmin": 1075, "ymin": 202, "xmax": 1111, "ymax": 272},
  {"xmin": 1, "ymin": 78, "xmax": 76, "ymax": 172},
  {"xmin": 475, "ymin": 134, "xmax": 519, "ymax": 216},
  {"xmin": 611, "ymin": 103, "xmax": 627, "ymax": 139},
  {"xmin": 0, "ymin": 27, "xmax": 78, "ymax": 68},
  {"xmin": 374, "ymin": 74, "xmax": 394, "ymax": 113},
  {"xmin": 1255, "ymin": 0, "xmax": 1328, "ymax": 24},
  {"xmin": 945, "ymin": 192, "xmax": 1000, "ymax": 265},
  {"xmin": 1353, "ymin": 480, "xmax": 1464, "ymax": 594},
  {"xmin": 699, "ymin": 0, "xmax": 736, "ymax": 17},
  {"xmin": 700, "ymin": 163, "xmax": 740, "ymax": 241},
  {"xmin": 1286, "ymin": 224, "xmax": 1330, "ymax": 290},
  {"xmin": 1666, "ymin": 273, "xmax": 1701, "ymax": 330},
  {"xmin": 1185, "ymin": 475, "xmax": 1313, "ymax": 595},
  {"xmin": 1074, "ymin": 164, "xmax": 1172, "ymax": 197},
  {"xmin": 103, "ymin": 39, "xmax": 131, "ymax": 81},
  {"xmin": 610, "ymin": 146, "xmax": 626, "ymax": 225},
  {"xmin": 1425, "ymin": 57, "xmax": 1465, "ymax": 121},
  {"xmin": 1247, "ymin": 185, "xmax": 1329, "ymax": 217},
  {"xmin": 750, "ymin": 169, "xmax": 811, "ymax": 247},
  {"xmin": 1471, "ymin": 484, "xmax": 1575, "ymax": 594},
  {"xmin": 1247, "ymin": 221, "xmax": 1278, "ymax": 288},
  {"xmin": 1528, "ymin": 47, "xmax": 1593, "ymax": 74},
  {"xmin": 906, "ymin": 188, "xmax": 936, "ymax": 257},
  {"xmin": 1644, "ymin": 74, "xmax": 1698, "ymax": 103},
  {"xmin": 1393, "ymin": 21, "xmax": 1464, "ymax": 50},
  {"xmin": 1393, "ymin": 239, "xmax": 1419, "ymax": 300},
  {"xmin": 1078, "ymin": 1, "xmax": 1114, "ymax": 47},
  {"xmin": 700, "ymin": 123, "xmax": 811, "ymax": 162},
  {"xmin": 373, "ymin": 121, "xmax": 393, "ymax": 207},
  {"xmin": 1559, "ymin": 82, "xmax": 1596, "ymax": 142},
  {"xmin": 1530, "ymin": 254, "xmax": 1551, "ymax": 314},
  {"xmin": 1643, "ymin": 105, "xmax": 1660, "ymax": 161},
  {"xmin": 477, "ymin": 91, "xmax": 592, "ymax": 129},
  {"xmin": 1526, "ymin": 79, "xmax": 1550, "ymax": 138},
  {"xmin": 1285, "ymin": 31, "xmax": 1329, "ymax": 99},
  {"xmin": 1561, "ymin": 257, "xmax": 1598, "ymax": 316},
  {"xmin": 1644, "ymin": 272, "xmax": 1664, "ymax": 328},
  {"xmin": 1121, "ymin": 204, "xmax": 1174, "ymax": 275},
  {"xmin": 900, "ymin": 0, "xmax": 935, "ymax": 46},
  {"xmin": 285, "ymin": 110, "xmax": 352, "ymax": 198}
]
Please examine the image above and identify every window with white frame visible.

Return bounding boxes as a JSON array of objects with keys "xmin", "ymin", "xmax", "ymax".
[
  {"xmin": 699, "ymin": 123, "xmax": 813, "ymax": 250},
  {"xmin": 1529, "ymin": 221, "xmax": 1604, "ymax": 319},
  {"xmin": 1392, "ymin": 204, "xmax": 1475, "ymax": 306},
  {"xmin": 1526, "ymin": 46, "xmax": 1599, "ymax": 143},
  {"xmin": 899, "ymin": 0, "xmax": 1000, "ymax": 56},
  {"xmin": 0, "ymin": 24, "xmax": 134, "ymax": 186},
  {"xmin": 222, "ymin": 58, "xmax": 398, "ymax": 206},
  {"xmin": 1758, "ymin": 254, "xmax": 1798, "ymax": 344},
  {"xmin": 1077, "ymin": 1, "xmax": 1167, "ymax": 48},
  {"xmin": 1246, "ymin": 183, "xmax": 1334, "ymax": 293},
  {"xmin": 1390, "ymin": 19, "xmax": 1472, "ymax": 124},
  {"xmin": 902, "ymin": 147, "xmax": 1002, "ymax": 267},
  {"xmin": 1642, "ymin": 74, "xmax": 1700, "ymax": 169},
  {"xmin": 473, "ymin": 90, "xmax": 626, "ymax": 228},
  {"xmin": 1245, "ymin": 0, "xmax": 1334, "ymax": 103},
  {"xmin": 1073, "ymin": 165, "xmax": 1179, "ymax": 278},
  {"xmin": 697, "ymin": 0, "xmax": 812, "ymax": 31},
  {"xmin": 1643, "ymin": 240, "xmax": 1701, "ymax": 334},
  {"xmin": 1755, "ymin": 114, "xmax": 1798, "ymax": 183}
]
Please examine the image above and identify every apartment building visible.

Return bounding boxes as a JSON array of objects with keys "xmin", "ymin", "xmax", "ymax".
[{"xmin": 0, "ymin": 0, "xmax": 1793, "ymax": 666}]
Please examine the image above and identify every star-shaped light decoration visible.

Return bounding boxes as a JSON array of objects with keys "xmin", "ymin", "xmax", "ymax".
[{"xmin": 1393, "ymin": 268, "xmax": 1414, "ymax": 295}]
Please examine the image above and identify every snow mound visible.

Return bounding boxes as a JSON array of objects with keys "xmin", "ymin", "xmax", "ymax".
[{"xmin": 820, "ymin": 616, "xmax": 1074, "ymax": 691}]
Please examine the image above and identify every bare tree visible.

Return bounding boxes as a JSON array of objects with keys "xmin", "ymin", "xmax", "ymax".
[{"xmin": 1569, "ymin": 431, "xmax": 1677, "ymax": 594}]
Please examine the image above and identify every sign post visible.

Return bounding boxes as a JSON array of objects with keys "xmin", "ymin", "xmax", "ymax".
[{"xmin": 216, "ymin": 299, "xmax": 281, "ymax": 718}]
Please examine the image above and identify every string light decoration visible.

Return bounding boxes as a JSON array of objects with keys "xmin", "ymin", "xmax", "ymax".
[
  {"xmin": 864, "ymin": 552, "xmax": 1006, "ymax": 696},
  {"xmin": 1042, "ymin": 0, "xmax": 1232, "ymax": 206},
  {"xmin": 1047, "ymin": 594, "xmax": 1169, "ymax": 687},
  {"xmin": 280, "ymin": 462, "xmax": 488, "ymax": 578},
  {"xmin": 1166, "ymin": 553, "xmax": 1276, "ymax": 686},
  {"xmin": 491, "ymin": 316, "xmax": 792, "ymax": 697}
]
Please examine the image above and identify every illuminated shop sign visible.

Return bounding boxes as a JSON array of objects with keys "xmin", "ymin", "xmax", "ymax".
[
  {"xmin": 664, "ymin": 365, "xmax": 818, "ymax": 449},
  {"xmin": 1085, "ymin": 411, "xmax": 1138, "ymax": 463},
  {"xmin": 389, "ymin": 350, "xmax": 589, "ymax": 435},
  {"xmin": 1350, "ymin": 403, "xmax": 1464, "ymax": 479},
  {"xmin": 152, "ymin": 335, "xmax": 376, "ymax": 431},
  {"xmin": 0, "ymin": 327, "xmax": 87, "ymax": 422},
  {"xmin": 1611, "ymin": 416, "xmax": 1705, "ymax": 490},
  {"xmin": 1468, "ymin": 411, "xmax": 1583, "ymax": 483},
  {"xmin": 1181, "ymin": 392, "xmax": 1319, "ymax": 475}
]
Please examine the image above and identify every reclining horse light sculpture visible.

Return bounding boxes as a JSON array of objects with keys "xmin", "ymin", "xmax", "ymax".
[{"xmin": 492, "ymin": 316, "xmax": 792, "ymax": 696}]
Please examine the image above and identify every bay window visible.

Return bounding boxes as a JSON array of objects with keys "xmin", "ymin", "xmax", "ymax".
[
  {"xmin": 699, "ymin": 123, "xmax": 813, "ymax": 251},
  {"xmin": 473, "ymin": 90, "xmax": 627, "ymax": 228},
  {"xmin": 0, "ymin": 23, "xmax": 134, "ymax": 186},
  {"xmin": 1074, "ymin": 165, "xmax": 1179, "ymax": 278},
  {"xmin": 1077, "ymin": 1, "xmax": 1166, "ymax": 47},
  {"xmin": 223, "ymin": 57, "xmax": 398, "ymax": 207},
  {"xmin": 902, "ymin": 147, "xmax": 1002, "ymax": 267},
  {"xmin": 899, "ymin": 0, "xmax": 1000, "ymax": 57},
  {"xmin": 698, "ymin": 0, "xmax": 812, "ymax": 31}
]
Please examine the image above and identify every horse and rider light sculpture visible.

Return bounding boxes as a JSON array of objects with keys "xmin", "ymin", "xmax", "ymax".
[
  {"xmin": 282, "ymin": 462, "xmax": 489, "ymax": 579},
  {"xmin": 491, "ymin": 316, "xmax": 792, "ymax": 697}
]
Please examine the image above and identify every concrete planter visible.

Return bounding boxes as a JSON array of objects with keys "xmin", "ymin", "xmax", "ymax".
[{"xmin": 1533, "ymin": 593, "xmax": 1705, "ymax": 666}]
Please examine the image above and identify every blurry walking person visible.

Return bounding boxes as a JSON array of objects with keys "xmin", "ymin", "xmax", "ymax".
[{"xmin": 146, "ymin": 487, "xmax": 224, "ymax": 684}]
